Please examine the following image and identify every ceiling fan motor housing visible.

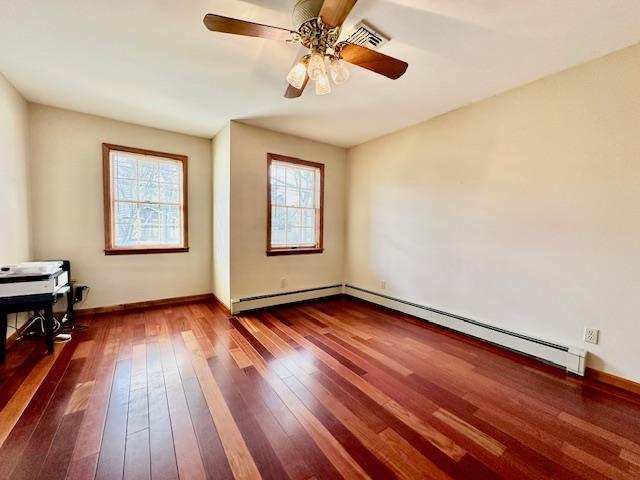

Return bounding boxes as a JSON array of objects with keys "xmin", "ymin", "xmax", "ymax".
[{"xmin": 292, "ymin": 0, "xmax": 323, "ymax": 29}]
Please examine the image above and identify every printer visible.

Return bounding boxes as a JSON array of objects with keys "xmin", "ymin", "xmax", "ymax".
[{"xmin": 0, "ymin": 261, "xmax": 69, "ymax": 299}]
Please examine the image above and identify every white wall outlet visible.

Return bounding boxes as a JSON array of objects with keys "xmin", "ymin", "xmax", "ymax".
[
  {"xmin": 280, "ymin": 277, "xmax": 286, "ymax": 288},
  {"xmin": 584, "ymin": 328, "xmax": 599, "ymax": 344},
  {"xmin": 380, "ymin": 280, "xmax": 386, "ymax": 290}
]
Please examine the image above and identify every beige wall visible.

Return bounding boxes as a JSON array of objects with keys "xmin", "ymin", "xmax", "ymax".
[
  {"xmin": 346, "ymin": 44, "xmax": 640, "ymax": 382},
  {"xmin": 229, "ymin": 122, "xmax": 346, "ymax": 301},
  {"xmin": 0, "ymin": 73, "xmax": 31, "ymax": 265},
  {"xmin": 28, "ymin": 104, "xmax": 212, "ymax": 309},
  {"xmin": 0, "ymin": 73, "xmax": 31, "ymax": 338},
  {"xmin": 212, "ymin": 123, "xmax": 231, "ymax": 307}
]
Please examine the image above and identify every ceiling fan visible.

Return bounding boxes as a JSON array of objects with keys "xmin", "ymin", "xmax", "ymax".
[{"xmin": 203, "ymin": 0, "xmax": 409, "ymax": 98}]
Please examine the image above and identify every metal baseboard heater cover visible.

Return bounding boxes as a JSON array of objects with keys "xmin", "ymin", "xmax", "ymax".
[
  {"xmin": 345, "ymin": 285, "xmax": 586, "ymax": 376},
  {"xmin": 232, "ymin": 284, "xmax": 342, "ymax": 314}
]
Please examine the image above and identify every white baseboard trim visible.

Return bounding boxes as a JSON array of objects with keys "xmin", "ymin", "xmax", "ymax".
[
  {"xmin": 231, "ymin": 285, "xmax": 343, "ymax": 314},
  {"xmin": 345, "ymin": 285, "xmax": 586, "ymax": 376}
]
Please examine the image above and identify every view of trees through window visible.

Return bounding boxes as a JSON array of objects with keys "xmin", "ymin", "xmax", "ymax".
[
  {"xmin": 269, "ymin": 157, "xmax": 322, "ymax": 250},
  {"xmin": 110, "ymin": 151, "xmax": 184, "ymax": 248}
]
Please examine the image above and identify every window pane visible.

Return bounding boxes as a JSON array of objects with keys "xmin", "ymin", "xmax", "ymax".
[
  {"xmin": 286, "ymin": 189, "xmax": 300, "ymax": 207},
  {"xmin": 272, "ymin": 206, "xmax": 285, "ymax": 230},
  {"xmin": 116, "ymin": 157, "xmax": 136, "ymax": 179},
  {"xmin": 287, "ymin": 226, "xmax": 302, "ymax": 245},
  {"xmin": 116, "ymin": 202, "xmax": 137, "ymax": 223},
  {"xmin": 138, "ymin": 159, "xmax": 158, "ymax": 182},
  {"xmin": 300, "ymin": 189, "xmax": 314, "ymax": 208},
  {"xmin": 303, "ymin": 210, "xmax": 315, "ymax": 228},
  {"xmin": 300, "ymin": 170, "xmax": 314, "ymax": 189},
  {"xmin": 271, "ymin": 186, "xmax": 285, "ymax": 206},
  {"xmin": 159, "ymin": 162, "xmax": 180, "ymax": 183},
  {"xmin": 160, "ymin": 183, "xmax": 179, "ymax": 203},
  {"xmin": 139, "ymin": 182, "xmax": 159, "ymax": 202},
  {"xmin": 116, "ymin": 178, "xmax": 136, "ymax": 201},
  {"xmin": 163, "ymin": 224, "xmax": 180, "ymax": 244},
  {"xmin": 116, "ymin": 223, "xmax": 136, "ymax": 246},
  {"xmin": 286, "ymin": 208, "xmax": 301, "ymax": 227},
  {"xmin": 161, "ymin": 205, "xmax": 180, "ymax": 226},
  {"xmin": 109, "ymin": 148, "xmax": 185, "ymax": 250},
  {"xmin": 140, "ymin": 226, "xmax": 160, "ymax": 244},
  {"xmin": 303, "ymin": 227, "xmax": 315, "ymax": 245},
  {"xmin": 140, "ymin": 204, "xmax": 160, "ymax": 225},
  {"xmin": 285, "ymin": 168, "xmax": 300, "ymax": 188},
  {"xmin": 268, "ymin": 159, "xmax": 322, "ymax": 250}
]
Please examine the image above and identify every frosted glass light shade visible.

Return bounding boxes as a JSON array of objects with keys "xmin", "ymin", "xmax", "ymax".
[
  {"xmin": 329, "ymin": 58, "xmax": 350, "ymax": 84},
  {"xmin": 315, "ymin": 71, "xmax": 331, "ymax": 95},
  {"xmin": 307, "ymin": 51, "xmax": 326, "ymax": 81},
  {"xmin": 286, "ymin": 58, "xmax": 308, "ymax": 89}
]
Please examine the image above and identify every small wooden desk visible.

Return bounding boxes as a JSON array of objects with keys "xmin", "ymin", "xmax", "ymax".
[{"xmin": 0, "ymin": 291, "xmax": 69, "ymax": 363}]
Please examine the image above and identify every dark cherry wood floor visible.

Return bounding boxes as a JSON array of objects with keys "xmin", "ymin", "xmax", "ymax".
[{"xmin": 1, "ymin": 297, "xmax": 639, "ymax": 479}]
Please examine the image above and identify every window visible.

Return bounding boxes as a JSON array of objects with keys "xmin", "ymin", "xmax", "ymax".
[
  {"xmin": 267, "ymin": 153, "xmax": 324, "ymax": 256},
  {"xmin": 102, "ymin": 143, "xmax": 188, "ymax": 255}
]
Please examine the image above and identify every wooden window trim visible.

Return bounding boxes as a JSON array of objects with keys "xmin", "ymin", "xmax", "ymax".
[
  {"xmin": 102, "ymin": 143, "xmax": 189, "ymax": 255},
  {"xmin": 266, "ymin": 153, "xmax": 324, "ymax": 256}
]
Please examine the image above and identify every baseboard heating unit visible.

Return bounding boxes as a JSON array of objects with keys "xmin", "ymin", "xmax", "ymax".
[
  {"xmin": 232, "ymin": 284, "xmax": 343, "ymax": 314},
  {"xmin": 344, "ymin": 285, "xmax": 586, "ymax": 375}
]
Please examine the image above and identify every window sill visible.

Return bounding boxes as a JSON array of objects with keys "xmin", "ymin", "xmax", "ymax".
[
  {"xmin": 266, "ymin": 248, "xmax": 324, "ymax": 256},
  {"xmin": 105, "ymin": 247, "xmax": 189, "ymax": 255}
]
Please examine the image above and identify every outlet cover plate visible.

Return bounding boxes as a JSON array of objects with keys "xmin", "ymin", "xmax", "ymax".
[{"xmin": 584, "ymin": 328, "xmax": 599, "ymax": 344}]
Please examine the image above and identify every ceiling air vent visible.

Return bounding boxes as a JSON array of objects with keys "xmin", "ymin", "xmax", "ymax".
[{"xmin": 343, "ymin": 21, "xmax": 389, "ymax": 49}]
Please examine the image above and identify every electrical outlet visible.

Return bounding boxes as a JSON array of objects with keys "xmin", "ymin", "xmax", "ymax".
[
  {"xmin": 280, "ymin": 277, "xmax": 286, "ymax": 288},
  {"xmin": 380, "ymin": 280, "xmax": 386, "ymax": 290},
  {"xmin": 584, "ymin": 328, "xmax": 599, "ymax": 345}
]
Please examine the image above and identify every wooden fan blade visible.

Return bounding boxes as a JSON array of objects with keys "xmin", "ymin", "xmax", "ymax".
[
  {"xmin": 339, "ymin": 43, "xmax": 408, "ymax": 79},
  {"xmin": 284, "ymin": 75, "xmax": 309, "ymax": 98},
  {"xmin": 319, "ymin": 0, "xmax": 358, "ymax": 28},
  {"xmin": 203, "ymin": 14, "xmax": 294, "ymax": 42}
]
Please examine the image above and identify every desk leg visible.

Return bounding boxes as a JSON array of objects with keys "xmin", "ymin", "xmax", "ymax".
[
  {"xmin": 0, "ymin": 311, "xmax": 7, "ymax": 363},
  {"xmin": 66, "ymin": 286, "xmax": 74, "ymax": 325},
  {"xmin": 44, "ymin": 304, "xmax": 54, "ymax": 354}
]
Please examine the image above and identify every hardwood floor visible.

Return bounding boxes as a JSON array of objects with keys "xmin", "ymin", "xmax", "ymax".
[{"xmin": 1, "ymin": 296, "xmax": 639, "ymax": 479}]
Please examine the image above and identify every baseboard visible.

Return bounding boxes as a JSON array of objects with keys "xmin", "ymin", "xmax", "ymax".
[
  {"xmin": 585, "ymin": 367, "xmax": 640, "ymax": 396},
  {"xmin": 212, "ymin": 293, "xmax": 231, "ymax": 316},
  {"xmin": 76, "ymin": 293, "xmax": 214, "ymax": 316},
  {"xmin": 231, "ymin": 285, "xmax": 343, "ymax": 314},
  {"xmin": 344, "ymin": 284, "xmax": 586, "ymax": 376}
]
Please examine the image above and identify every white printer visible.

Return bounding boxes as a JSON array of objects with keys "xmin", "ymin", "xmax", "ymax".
[{"xmin": 0, "ymin": 261, "xmax": 69, "ymax": 298}]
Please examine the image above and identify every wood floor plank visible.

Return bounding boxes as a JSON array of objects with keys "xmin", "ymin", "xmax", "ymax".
[
  {"xmin": 123, "ymin": 428, "xmax": 151, "ymax": 480},
  {"xmin": 157, "ymin": 322, "xmax": 208, "ymax": 480},
  {"xmin": 266, "ymin": 313, "xmax": 467, "ymax": 461},
  {"xmin": 1, "ymin": 297, "xmax": 640, "ymax": 480},
  {"xmin": 562, "ymin": 442, "xmax": 635, "ymax": 480},
  {"xmin": 95, "ymin": 358, "xmax": 132, "ymax": 480},
  {"xmin": 145, "ymin": 340, "xmax": 179, "ymax": 480},
  {"xmin": 0, "ymin": 343, "xmax": 66, "ymax": 448},
  {"xmin": 67, "ymin": 317, "xmax": 121, "ymax": 479},
  {"xmin": 229, "ymin": 332, "xmax": 343, "ymax": 480},
  {"xmin": 231, "ymin": 325, "xmax": 371, "ymax": 479},
  {"xmin": 433, "ymin": 409, "xmax": 505, "ymax": 457},
  {"xmin": 181, "ymin": 330, "xmax": 262, "ymax": 480}
]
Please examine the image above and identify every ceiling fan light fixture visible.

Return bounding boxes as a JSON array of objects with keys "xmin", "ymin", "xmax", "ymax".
[
  {"xmin": 315, "ymin": 70, "xmax": 331, "ymax": 95},
  {"xmin": 286, "ymin": 56, "xmax": 308, "ymax": 89},
  {"xmin": 307, "ymin": 50, "xmax": 326, "ymax": 81},
  {"xmin": 329, "ymin": 58, "xmax": 350, "ymax": 85}
]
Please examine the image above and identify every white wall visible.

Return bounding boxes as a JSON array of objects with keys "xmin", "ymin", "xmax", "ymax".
[
  {"xmin": 0, "ymin": 73, "xmax": 31, "ymax": 265},
  {"xmin": 28, "ymin": 104, "xmax": 212, "ymax": 309},
  {"xmin": 212, "ymin": 123, "xmax": 231, "ymax": 307},
  {"xmin": 229, "ymin": 122, "xmax": 346, "ymax": 301},
  {"xmin": 0, "ymin": 73, "xmax": 31, "ymax": 337},
  {"xmin": 346, "ymin": 44, "xmax": 640, "ymax": 383}
]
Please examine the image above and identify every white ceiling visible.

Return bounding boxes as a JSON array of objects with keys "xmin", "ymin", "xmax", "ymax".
[{"xmin": 1, "ymin": 1, "xmax": 640, "ymax": 147}]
